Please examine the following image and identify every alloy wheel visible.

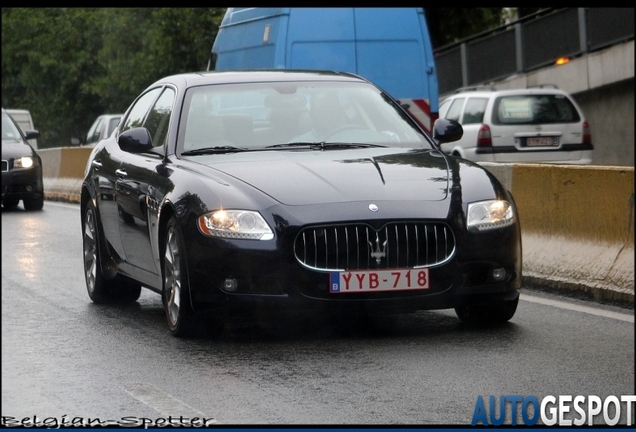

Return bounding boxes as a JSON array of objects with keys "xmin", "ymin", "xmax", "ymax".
[
  {"xmin": 164, "ymin": 226, "xmax": 182, "ymax": 328},
  {"xmin": 83, "ymin": 207, "xmax": 98, "ymax": 295}
]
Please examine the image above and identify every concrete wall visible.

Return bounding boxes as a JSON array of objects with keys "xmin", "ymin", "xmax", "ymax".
[{"xmin": 575, "ymin": 79, "xmax": 635, "ymax": 166}]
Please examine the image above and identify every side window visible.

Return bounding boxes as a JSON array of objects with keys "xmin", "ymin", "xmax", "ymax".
[
  {"xmin": 86, "ymin": 118, "xmax": 103, "ymax": 145},
  {"xmin": 143, "ymin": 87, "xmax": 175, "ymax": 148},
  {"xmin": 462, "ymin": 98, "xmax": 488, "ymax": 124},
  {"xmin": 438, "ymin": 99, "xmax": 451, "ymax": 119},
  {"xmin": 445, "ymin": 97, "xmax": 465, "ymax": 122},
  {"xmin": 121, "ymin": 88, "xmax": 162, "ymax": 132},
  {"xmin": 107, "ymin": 117, "xmax": 121, "ymax": 137}
]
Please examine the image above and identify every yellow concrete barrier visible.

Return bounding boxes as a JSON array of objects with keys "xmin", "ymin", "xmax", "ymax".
[
  {"xmin": 37, "ymin": 147, "xmax": 92, "ymax": 203},
  {"xmin": 482, "ymin": 163, "xmax": 634, "ymax": 304}
]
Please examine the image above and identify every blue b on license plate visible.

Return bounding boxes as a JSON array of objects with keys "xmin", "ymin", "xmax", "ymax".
[{"xmin": 330, "ymin": 269, "xmax": 429, "ymax": 293}]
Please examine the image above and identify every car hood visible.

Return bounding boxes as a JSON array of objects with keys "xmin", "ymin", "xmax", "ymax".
[
  {"xmin": 188, "ymin": 147, "xmax": 451, "ymax": 206},
  {"xmin": 1, "ymin": 139, "xmax": 35, "ymax": 159}
]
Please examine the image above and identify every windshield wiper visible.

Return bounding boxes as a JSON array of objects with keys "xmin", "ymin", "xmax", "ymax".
[
  {"xmin": 181, "ymin": 146, "xmax": 248, "ymax": 155},
  {"xmin": 265, "ymin": 142, "xmax": 386, "ymax": 150},
  {"xmin": 265, "ymin": 142, "xmax": 322, "ymax": 149},
  {"xmin": 319, "ymin": 142, "xmax": 386, "ymax": 149}
]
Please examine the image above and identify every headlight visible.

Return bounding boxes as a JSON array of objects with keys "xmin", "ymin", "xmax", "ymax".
[
  {"xmin": 197, "ymin": 210, "xmax": 274, "ymax": 240},
  {"xmin": 467, "ymin": 200, "xmax": 514, "ymax": 231},
  {"xmin": 14, "ymin": 156, "xmax": 34, "ymax": 168}
]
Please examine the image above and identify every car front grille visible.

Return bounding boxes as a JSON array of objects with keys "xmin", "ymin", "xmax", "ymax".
[
  {"xmin": 294, "ymin": 222, "xmax": 456, "ymax": 271},
  {"xmin": 1, "ymin": 160, "xmax": 8, "ymax": 172}
]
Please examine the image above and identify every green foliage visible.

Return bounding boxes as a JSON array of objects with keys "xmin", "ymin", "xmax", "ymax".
[
  {"xmin": 2, "ymin": 7, "xmax": 224, "ymax": 148},
  {"xmin": 425, "ymin": 8, "xmax": 508, "ymax": 48},
  {"xmin": 2, "ymin": 7, "xmax": 505, "ymax": 149}
]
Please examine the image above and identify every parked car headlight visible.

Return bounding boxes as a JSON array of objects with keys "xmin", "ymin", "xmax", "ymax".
[
  {"xmin": 198, "ymin": 210, "xmax": 274, "ymax": 240},
  {"xmin": 467, "ymin": 200, "xmax": 514, "ymax": 231},
  {"xmin": 14, "ymin": 156, "xmax": 34, "ymax": 168}
]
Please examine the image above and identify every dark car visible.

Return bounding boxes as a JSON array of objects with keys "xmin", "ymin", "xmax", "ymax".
[
  {"xmin": 2, "ymin": 108, "xmax": 44, "ymax": 210},
  {"xmin": 80, "ymin": 70, "xmax": 522, "ymax": 337}
]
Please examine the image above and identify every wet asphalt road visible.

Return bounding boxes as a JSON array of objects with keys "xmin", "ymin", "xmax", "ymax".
[{"xmin": 1, "ymin": 201, "xmax": 634, "ymax": 426}]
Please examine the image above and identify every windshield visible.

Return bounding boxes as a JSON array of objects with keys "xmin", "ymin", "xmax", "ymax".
[
  {"xmin": 177, "ymin": 81, "xmax": 433, "ymax": 154},
  {"xmin": 493, "ymin": 94, "xmax": 581, "ymax": 125},
  {"xmin": 2, "ymin": 112, "xmax": 24, "ymax": 141}
]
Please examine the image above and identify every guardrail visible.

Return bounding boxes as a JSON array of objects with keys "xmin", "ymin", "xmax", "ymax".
[
  {"xmin": 434, "ymin": 7, "xmax": 635, "ymax": 95},
  {"xmin": 36, "ymin": 147, "xmax": 634, "ymax": 306}
]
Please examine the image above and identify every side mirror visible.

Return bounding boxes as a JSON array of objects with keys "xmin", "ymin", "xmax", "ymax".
[
  {"xmin": 24, "ymin": 130, "xmax": 40, "ymax": 140},
  {"xmin": 432, "ymin": 118, "xmax": 463, "ymax": 143},
  {"xmin": 118, "ymin": 127, "xmax": 153, "ymax": 153},
  {"xmin": 70, "ymin": 137, "xmax": 81, "ymax": 146}
]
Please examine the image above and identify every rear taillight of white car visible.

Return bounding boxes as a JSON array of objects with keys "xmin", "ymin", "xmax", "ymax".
[
  {"xmin": 582, "ymin": 121, "xmax": 592, "ymax": 144},
  {"xmin": 477, "ymin": 124, "xmax": 492, "ymax": 148}
]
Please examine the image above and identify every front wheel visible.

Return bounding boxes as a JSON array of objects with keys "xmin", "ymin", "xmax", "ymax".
[
  {"xmin": 455, "ymin": 297, "xmax": 519, "ymax": 325},
  {"xmin": 24, "ymin": 195, "xmax": 44, "ymax": 211},
  {"xmin": 163, "ymin": 217, "xmax": 197, "ymax": 337},
  {"xmin": 83, "ymin": 200, "xmax": 141, "ymax": 304}
]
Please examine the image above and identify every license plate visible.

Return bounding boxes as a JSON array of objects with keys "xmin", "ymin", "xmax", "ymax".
[
  {"xmin": 330, "ymin": 269, "xmax": 429, "ymax": 294},
  {"xmin": 526, "ymin": 137, "xmax": 556, "ymax": 147}
]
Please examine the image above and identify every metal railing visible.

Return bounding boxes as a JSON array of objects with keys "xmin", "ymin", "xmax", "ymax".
[{"xmin": 434, "ymin": 8, "xmax": 635, "ymax": 96}]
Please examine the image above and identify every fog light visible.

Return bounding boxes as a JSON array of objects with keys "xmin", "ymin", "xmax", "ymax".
[
  {"xmin": 223, "ymin": 278, "xmax": 238, "ymax": 292},
  {"xmin": 492, "ymin": 268, "xmax": 506, "ymax": 281}
]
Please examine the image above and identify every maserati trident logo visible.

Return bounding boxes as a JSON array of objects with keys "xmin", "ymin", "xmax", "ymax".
[{"xmin": 368, "ymin": 233, "xmax": 387, "ymax": 265}]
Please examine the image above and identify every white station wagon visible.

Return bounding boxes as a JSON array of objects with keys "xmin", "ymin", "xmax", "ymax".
[{"xmin": 438, "ymin": 85, "xmax": 593, "ymax": 164}]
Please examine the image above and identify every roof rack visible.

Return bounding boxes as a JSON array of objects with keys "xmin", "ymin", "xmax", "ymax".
[
  {"xmin": 454, "ymin": 85, "xmax": 496, "ymax": 93},
  {"xmin": 527, "ymin": 84, "xmax": 559, "ymax": 89}
]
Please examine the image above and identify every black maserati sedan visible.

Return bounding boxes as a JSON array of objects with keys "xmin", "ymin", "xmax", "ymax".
[
  {"xmin": 80, "ymin": 70, "xmax": 522, "ymax": 337},
  {"xmin": 2, "ymin": 108, "xmax": 44, "ymax": 211}
]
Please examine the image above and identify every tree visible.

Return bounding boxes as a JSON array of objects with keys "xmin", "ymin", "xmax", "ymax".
[
  {"xmin": 2, "ymin": 7, "xmax": 224, "ymax": 148},
  {"xmin": 425, "ymin": 8, "xmax": 507, "ymax": 48},
  {"xmin": 2, "ymin": 7, "xmax": 513, "ymax": 148},
  {"xmin": 2, "ymin": 8, "xmax": 106, "ymax": 148}
]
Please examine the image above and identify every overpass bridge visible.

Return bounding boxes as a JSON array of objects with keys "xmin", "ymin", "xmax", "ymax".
[{"xmin": 434, "ymin": 7, "xmax": 634, "ymax": 166}]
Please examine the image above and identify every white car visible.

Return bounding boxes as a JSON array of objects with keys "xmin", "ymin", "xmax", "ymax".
[
  {"xmin": 5, "ymin": 109, "xmax": 38, "ymax": 149},
  {"xmin": 438, "ymin": 85, "xmax": 593, "ymax": 164},
  {"xmin": 72, "ymin": 114, "xmax": 123, "ymax": 147}
]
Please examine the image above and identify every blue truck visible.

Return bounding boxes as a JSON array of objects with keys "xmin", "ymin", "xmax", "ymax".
[{"xmin": 210, "ymin": 7, "xmax": 439, "ymax": 134}]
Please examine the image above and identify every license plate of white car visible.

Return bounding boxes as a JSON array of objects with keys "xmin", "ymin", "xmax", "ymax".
[
  {"xmin": 526, "ymin": 137, "xmax": 556, "ymax": 146},
  {"xmin": 329, "ymin": 268, "xmax": 429, "ymax": 293}
]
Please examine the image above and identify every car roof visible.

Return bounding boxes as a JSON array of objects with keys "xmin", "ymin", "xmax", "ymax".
[
  {"xmin": 446, "ymin": 86, "xmax": 570, "ymax": 100},
  {"xmin": 149, "ymin": 70, "xmax": 368, "ymax": 89}
]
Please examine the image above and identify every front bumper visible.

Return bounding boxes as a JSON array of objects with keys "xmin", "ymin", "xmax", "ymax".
[
  {"xmin": 1, "ymin": 167, "xmax": 44, "ymax": 202},
  {"xmin": 184, "ymin": 220, "xmax": 522, "ymax": 316}
]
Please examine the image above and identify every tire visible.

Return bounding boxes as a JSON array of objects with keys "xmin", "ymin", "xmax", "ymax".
[
  {"xmin": 2, "ymin": 198, "xmax": 20, "ymax": 209},
  {"xmin": 455, "ymin": 296, "xmax": 518, "ymax": 325},
  {"xmin": 163, "ymin": 217, "xmax": 197, "ymax": 337},
  {"xmin": 23, "ymin": 195, "xmax": 44, "ymax": 211},
  {"xmin": 83, "ymin": 201, "xmax": 141, "ymax": 304}
]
